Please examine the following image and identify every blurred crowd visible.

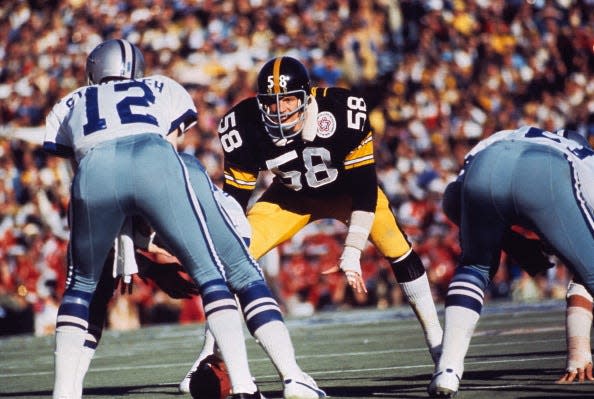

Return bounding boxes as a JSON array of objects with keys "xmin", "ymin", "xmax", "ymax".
[{"xmin": 0, "ymin": 0, "xmax": 593, "ymax": 336}]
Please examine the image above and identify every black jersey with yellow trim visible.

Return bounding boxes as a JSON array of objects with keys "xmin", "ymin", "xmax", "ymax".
[{"xmin": 219, "ymin": 87, "xmax": 375, "ymax": 199}]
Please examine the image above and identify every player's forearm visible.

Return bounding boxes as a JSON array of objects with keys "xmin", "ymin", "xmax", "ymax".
[{"xmin": 345, "ymin": 210, "xmax": 375, "ymax": 252}]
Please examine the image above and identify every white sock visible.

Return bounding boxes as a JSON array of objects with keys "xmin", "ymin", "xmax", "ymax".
[
  {"xmin": 438, "ymin": 305, "xmax": 480, "ymax": 376},
  {"xmin": 54, "ymin": 326, "xmax": 86, "ymax": 399},
  {"xmin": 207, "ymin": 309, "xmax": 257, "ymax": 394},
  {"xmin": 400, "ymin": 273, "xmax": 443, "ymax": 351},
  {"xmin": 186, "ymin": 323, "xmax": 218, "ymax": 376},
  {"xmin": 253, "ymin": 320, "xmax": 303, "ymax": 380},
  {"xmin": 73, "ymin": 345, "xmax": 95, "ymax": 398}
]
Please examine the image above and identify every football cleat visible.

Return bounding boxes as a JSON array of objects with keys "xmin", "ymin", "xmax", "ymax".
[
  {"xmin": 188, "ymin": 354, "xmax": 231, "ymax": 399},
  {"xmin": 428, "ymin": 368, "xmax": 460, "ymax": 398},
  {"xmin": 179, "ymin": 354, "xmax": 208, "ymax": 393},
  {"xmin": 179, "ymin": 367, "xmax": 194, "ymax": 393},
  {"xmin": 283, "ymin": 372, "xmax": 326, "ymax": 399}
]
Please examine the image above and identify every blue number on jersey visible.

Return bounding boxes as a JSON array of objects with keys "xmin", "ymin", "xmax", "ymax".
[
  {"xmin": 83, "ymin": 81, "xmax": 159, "ymax": 136},
  {"xmin": 83, "ymin": 87, "xmax": 106, "ymax": 135},
  {"xmin": 115, "ymin": 81, "xmax": 158, "ymax": 126},
  {"xmin": 525, "ymin": 127, "xmax": 561, "ymax": 143}
]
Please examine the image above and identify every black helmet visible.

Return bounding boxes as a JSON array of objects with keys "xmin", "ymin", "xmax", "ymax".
[
  {"xmin": 86, "ymin": 39, "xmax": 145, "ymax": 85},
  {"xmin": 256, "ymin": 56, "xmax": 311, "ymax": 145}
]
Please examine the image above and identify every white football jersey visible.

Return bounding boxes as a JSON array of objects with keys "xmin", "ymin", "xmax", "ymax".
[{"xmin": 44, "ymin": 75, "xmax": 197, "ymax": 161}]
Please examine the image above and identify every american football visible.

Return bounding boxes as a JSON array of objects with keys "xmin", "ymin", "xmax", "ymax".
[{"xmin": 189, "ymin": 354, "xmax": 231, "ymax": 399}]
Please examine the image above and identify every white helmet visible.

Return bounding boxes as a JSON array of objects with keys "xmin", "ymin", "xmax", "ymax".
[{"xmin": 86, "ymin": 39, "xmax": 145, "ymax": 84}]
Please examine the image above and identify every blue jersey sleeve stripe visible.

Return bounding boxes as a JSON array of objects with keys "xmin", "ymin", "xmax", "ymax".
[{"xmin": 169, "ymin": 109, "xmax": 198, "ymax": 134}]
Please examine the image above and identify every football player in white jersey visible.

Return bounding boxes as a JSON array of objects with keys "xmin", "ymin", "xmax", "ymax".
[
  {"xmin": 440, "ymin": 130, "xmax": 594, "ymax": 386},
  {"xmin": 44, "ymin": 39, "xmax": 275, "ymax": 399},
  {"xmin": 428, "ymin": 126, "xmax": 594, "ymax": 397}
]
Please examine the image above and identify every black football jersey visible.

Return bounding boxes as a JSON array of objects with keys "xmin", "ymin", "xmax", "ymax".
[{"xmin": 219, "ymin": 87, "xmax": 375, "ymax": 203}]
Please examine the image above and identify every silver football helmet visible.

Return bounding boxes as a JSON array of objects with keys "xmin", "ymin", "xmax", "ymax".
[{"xmin": 86, "ymin": 39, "xmax": 145, "ymax": 85}]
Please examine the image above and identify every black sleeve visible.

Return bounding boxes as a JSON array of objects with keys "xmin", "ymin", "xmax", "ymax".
[{"xmin": 342, "ymin": 164, "xmax": 378, "ymax": 212}]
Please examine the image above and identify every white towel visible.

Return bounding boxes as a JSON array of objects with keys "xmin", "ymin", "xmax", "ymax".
[
  {"xmin": 301, "ymin": 96, "xmax": 319, "ymax": 142},
  {"xmin": 113, "ymin": 218, "xmax": 139, "ymax": 284}
]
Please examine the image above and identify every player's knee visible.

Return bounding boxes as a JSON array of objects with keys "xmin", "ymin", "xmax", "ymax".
[{"xmin": 390, "ymin": 250, "xmax": 426, "ymax": 283}]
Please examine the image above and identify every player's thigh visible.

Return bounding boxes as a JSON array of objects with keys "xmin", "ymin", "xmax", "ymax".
[
  {"xmin": 70, "ymin": 156, "xmax": 126, "ymax": 291},
  {"xmin": 369, "ymin": 189, "xmax": 412, "ymax": 260},
  {"xmin": 181, "ymin": 154, "xmax": 262, "ymax": 286},
  {"xmin": 517, "ymin": 151, "xmax": 594, "ymax": 291},
  {"xmin": 136, "ymin": 151, "xmax": 227, "ymax": 285},
  {"xmin": 247, "ymin": 199, "xmax": 311, "ymax": 260},
  {"xmin": 459, "ymin": 150, "xmax": 509, "ymax": 269}
]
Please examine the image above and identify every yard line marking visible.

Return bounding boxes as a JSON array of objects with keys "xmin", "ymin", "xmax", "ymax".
[{"xmin": 0, "ymin": 351, "xmax": 566, "ymax": 379}]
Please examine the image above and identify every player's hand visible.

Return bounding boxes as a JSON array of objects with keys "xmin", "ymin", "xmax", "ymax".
[
  {"xmin": 114, "ymin": 276, "xmax": 133, "ymax": 295},
  {"xmin": 136, "ymin": 249, "xmax": 199, "ymax": 299},
  {"xmin": 322, "ymin": 246, "xmax": 367, "ymax": 294},
  {"xmin": 146, "ymin": 242, "xmax": 178, "ymax": 261},
  {"xmin": 556, "ymin": 363, "xmax": 594, "ymax": 384}
]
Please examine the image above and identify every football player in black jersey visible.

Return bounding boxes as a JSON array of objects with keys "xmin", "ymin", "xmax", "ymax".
[{"xmin": 219, "ymin": 56, "xmax": 443, "ymax": 361}]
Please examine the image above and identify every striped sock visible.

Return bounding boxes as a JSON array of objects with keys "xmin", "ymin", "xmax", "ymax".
[
  {"xmin": 238, "ymin": 281, "xmax": 303, "ymax": 380},
  {"xmin": 202, "ymin": 281, "xmax": 257, "ymax": 394},
  {"xmin": 438, "ymin": 268, "xmax": 486, "ymax": 375},
  {"xmin": 54, "ymin": 291, "xmax": 91, "ymax": 399}
]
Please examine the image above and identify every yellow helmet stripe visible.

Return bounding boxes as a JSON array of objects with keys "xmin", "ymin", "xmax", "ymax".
[{"xmin": 272, "ymin": 57, "xmax": 282, "ymax": 93}]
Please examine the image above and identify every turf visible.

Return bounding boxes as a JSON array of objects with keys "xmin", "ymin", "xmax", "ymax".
[{"xmin": 2, "ymin": 299, "xmax": 593, "ymax": 398}]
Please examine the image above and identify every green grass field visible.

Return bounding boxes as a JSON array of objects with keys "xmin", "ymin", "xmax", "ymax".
[{"xmin": 2, "ymin": 299, "xmax": 594, "ymax": 398}]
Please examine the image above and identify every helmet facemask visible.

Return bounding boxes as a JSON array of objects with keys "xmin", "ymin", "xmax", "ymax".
[
  {"xmin": 256, "ymin": 56, "xmax": 312, "ymax": 146},
  {"xmin": 257, "ymin": 89, "xmax": 309, "ymax": 146}
]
